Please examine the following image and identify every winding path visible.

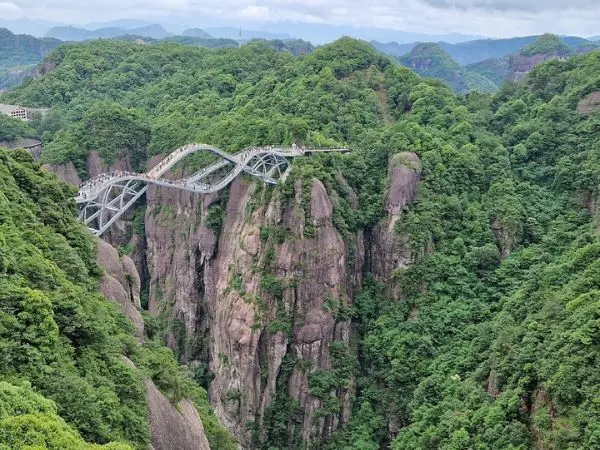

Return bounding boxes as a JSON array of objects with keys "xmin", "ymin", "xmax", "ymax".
[{"xmin": 76, "ymin": 143, "xmax": 348, "ymax": 236}]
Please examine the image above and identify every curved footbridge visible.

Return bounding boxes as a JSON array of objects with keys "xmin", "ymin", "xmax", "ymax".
[{"xmin": 76, "ymin": 143, "xmax": 348, "ymax": 236}]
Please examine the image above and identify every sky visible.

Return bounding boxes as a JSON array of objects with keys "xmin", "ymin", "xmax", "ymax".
[{"xmin": 1, "ymin": 0, "xmax": 600, "ymax": 38}]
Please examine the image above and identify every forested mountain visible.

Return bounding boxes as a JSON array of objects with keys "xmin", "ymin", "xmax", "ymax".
[
  {"xmin": 0, "ymin": 28, "xmax": 60, "ymax": 69},
  {"xmin": 397, "ymin": 42, "xmax": 498, "ymax": 93},
  {"xmin": 45, "ymin": 24, "xmax": 173, "ymax": 41},
  {"xmin": 3, "ymin": 35, "xmax": 600, "ymax": 450},
  {"xmin": 182, "ymin": 28, "xmax": 213, "ymax": 39},
  {"xmin": 467, "ymin": 33, "xmax": 595, "ymax": 88},
  {"xmin": 373, "ymin": 34, "xmax": 595, "ymax": 65},
  {"xmin": 0, "ymin": 142, "xmax": 235, "ymax": 448},
  {"xmin": 392, "ymin": 34, "xmax": 599, "ymax": 93},
  {"xmin": 0, "ymin": 29, "xmax": 310, "ymax": 90},
  {"xmin": 0, "ymin": 28, "xmax": 61, "ymax": 89},
  {"xmin": 465, "ymin": 57, "xmax": 509, "ymax": 86}
]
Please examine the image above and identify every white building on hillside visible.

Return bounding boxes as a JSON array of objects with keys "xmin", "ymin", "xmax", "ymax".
[{"xmin": 0, "ymin": 104, "xmax": 48, "ymax": 121}]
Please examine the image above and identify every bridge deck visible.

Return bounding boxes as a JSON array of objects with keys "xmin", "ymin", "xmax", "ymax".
[{"xmin": 76, "ymin": 144, "xmax": 348, "ymax": 236}]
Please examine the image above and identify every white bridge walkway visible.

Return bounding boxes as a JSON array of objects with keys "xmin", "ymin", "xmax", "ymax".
[{"xmin": 76, "ymin": 143, "xmax": 348, "ymax": 236}]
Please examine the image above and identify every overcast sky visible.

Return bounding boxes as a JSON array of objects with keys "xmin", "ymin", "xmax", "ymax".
[{"xmin": 2, "ymin": 0, "xmax": 600, "ymax": 38}]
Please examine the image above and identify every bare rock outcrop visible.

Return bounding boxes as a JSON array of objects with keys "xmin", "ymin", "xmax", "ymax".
[
  {"xmin": 86, "ymin": 150, "xmax": 133, "ymax": 178},
  {"xmin": 370, "ymin": 152, "xmax": 422, "ymax": 293},
  {"xmin": 91, "ymin": 147, "xmax": 422, "ymax": 447},
  {"xmin": 121, "ymin": 356, "xmax": 211, "ymax": 450},
  {"xmin": 145, "ymin": 176, "xmax": 364, "ymax": 447},
  {"xmin": 145, "ymin": 380, "xmax": 211, "ymax": 450},
  {"xmin": 37, "ymin": 60, "xmax": 57, "ymax": 77},
  {"xmin": 577, "ymin": 91, "xmax": 600, "ymax": 116},
  {"xmin": 43, "ymin": 162, "xmax": 82, "ymax": 185},
  {"xmin": 507, "ymin": 52, "xmax": 567, "ymax": 83},
  {"xmin": 96, "ymin": 239, "xmax": 144, "ymax": 338},
  {"xmin": 0, "ymin": 138, "xmax": 43, "ymax": 159}
]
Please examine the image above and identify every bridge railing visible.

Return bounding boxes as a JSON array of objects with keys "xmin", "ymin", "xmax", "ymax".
[{"xmin": 76, "ymin": 143, "xmax": 349, "ymax": 234}]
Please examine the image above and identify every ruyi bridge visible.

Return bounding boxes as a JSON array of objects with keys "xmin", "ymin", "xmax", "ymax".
[{"xmin": 76, "ymin": 143, "xmax": 348, "ymax": 236}]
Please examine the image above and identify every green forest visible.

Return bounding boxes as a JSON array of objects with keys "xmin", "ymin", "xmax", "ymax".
[
  {"xmin": 3, "ymin": 35, "xmax": 600, "ymax": 449},
  {"xmin": 398, "ymin": 42, "xmax": 499, "ymax": 93},
  {"xmin": 0, "ymin": 145, "xmax": 234, "ymax": 446}
]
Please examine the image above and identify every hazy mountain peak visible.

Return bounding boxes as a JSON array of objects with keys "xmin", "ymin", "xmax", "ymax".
[
  {"xmin": 44, "ymin": 23, "xmax": 172, "ymax": 41},
  {"xmin": 521, "ymin": 33, "xmax": 572, "ymax": 56},
  {"xmin": 398, "ymin": 41, "xmax": 497, "ymax": 93},
  {"xmin": 401, "ymin": 42, "xmax": 458, "ymax": 72},
  {"xmin": 182, "ymin": 28, "xmax": 213, "ymax": 39}
]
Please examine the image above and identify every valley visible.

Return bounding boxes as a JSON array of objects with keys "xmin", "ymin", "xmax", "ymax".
[{"xmin": 2, "ymin": 24, "xmax": 600, "ymax": 450}]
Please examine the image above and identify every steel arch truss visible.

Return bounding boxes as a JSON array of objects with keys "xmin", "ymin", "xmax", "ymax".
[
  {"xmin": 78, "ymin": 179, "xmax": 148, "ymax": 236},
  {"xmin": 75, "ymin": 143, "xmax": 348, "ymax": 236},
  {"xmin": 246, "ymin": 152, "xmax": 290, "ymax": 183}
]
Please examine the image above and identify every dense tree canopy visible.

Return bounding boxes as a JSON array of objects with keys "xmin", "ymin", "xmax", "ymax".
[
  {"xmin": 3, "ymin": 36, "xmax": 600, "ymax": 449},
  {"xmin": 0, "ymin": 147, "xmax": 235, "ymax": 449}
]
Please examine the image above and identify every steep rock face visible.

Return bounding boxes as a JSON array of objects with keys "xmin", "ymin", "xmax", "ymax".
[
  {"xmin": 44, "ymin": 149, "xmax": 134, "ymax": 184},
  {"xmin": 43, "ymin": 161, "xmax": 81, "ymax": 185},
  {"xmin": 0, "ymin": 138, "xmax": 43, "ymax": 159},
  {"xmin": 86, "ymin": 150, "xmax": 134, "ymax": 178},
  {"xmin": 145, "ymin": 177, "xmax": 364, "ymax": 447},
  {"xmin": 370, "ymin": 152, "xmax": 422, "ymax": 295},
  {"xmin": 145, "ymin": 380, "xmax": 211, "ymax": 450},
  {"xmin": 145, "ymin": 182, "xmax": 216, "ymax": 357},
  {"xmin": 96, "ymin": 239, "xmax": 144, "ymax": 339},
  {"xmin": 577, "ymin": 91, "xmax": 600, "ymax": 115},
  {"xmin": 36, "ymin": 60, "xmax": 57, "ymax": 77},
  {"xmin": 121, "ymin": 357, "xmax": 211, "ymax": 450},
  {"xmin": 43, "ymin": 150, "xmax": 133, "ymax": 226},
  {"xmin": 85, "ymin": 150, "xmax": 144, "ymax": 252},
  {"xmin": 507, "ymin": 52, "xmax": 566, "ymax": 82}
]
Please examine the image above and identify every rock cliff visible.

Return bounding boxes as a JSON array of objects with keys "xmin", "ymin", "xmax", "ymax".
[
  {"xmin": 144, "ymin": 175, "xmax": 363, "ymax": 447},
  {"xmin": 507, "ymin": 52, "xmax": 567, "ymax": 82},
  {"xmin": 370, "ymin": 152, "xmax": 422, "ymax": 296},
  {"xmin": 121, "ymin": 356, "xmax": 211, "ymax": 450},
  {"xmin": 141, "ymin": 152, "xmax": 421, "ymax": 447},
  {"xmin": 96, "ymin": 239, "xmax": 144, "ymax": 339},
  {"xmin": 51, "ymin": 146, "xmax": 422, "ymax": 447},
  {"xmin": 43, "ymin": 161, "xmax": 81, "ymax": 185},
  {"xmin": 46, "ymin": 151, "xmax": 149, "ymax": 284},
  {"xmin": 145, "ymin": 379, "xmax": 211, "ymax": 450}
]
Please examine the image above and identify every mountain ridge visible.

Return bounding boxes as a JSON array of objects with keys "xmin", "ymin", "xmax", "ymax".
[
  {"xmin": 373, "ymin": 33, "xmax": 596, "ymax": 65},
  {"xmin": 398, "ymin": 42, "xmax": 498, "ymax": 93},
  {"xmin": 45, "ymin": 24, "xmax": 172, "ymax": 41}
]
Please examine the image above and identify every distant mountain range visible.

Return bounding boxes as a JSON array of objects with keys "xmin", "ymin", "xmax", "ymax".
[
  {"xmin": 398, "ymin": 42, "xmax": 498, "ymax": 93},
  {"xmin": 181, "ymin": 28, "xmax": 213, "ymax": 39},
  {"xmin": 391, "ymin": 34, "xmax": 599, "ymax": 93},
  {"xmin": 0, "ymin": 28, "xmax": 61, "ymax": 89},
  {"xmin": 203, "ymin": 27, "xmax": 290, "ymax": 41},
  {"xmin": 466, "ymin": 34, "xmax": 589, "ymax": 85},
  {"xmin": 0, "ymin": 26, "xmax": 316, "ymax": 89},
  {"xmin": 0, "ymin": 18, "xmax": 60, "ymax": 37},
  {"xmin": 45, "ymin": 24, "xmax": 173, "ymax": 41},
  {"xmin": 1, "ymin": 18, "xmax": 599, "ymax": 95},
  {"xmin": 372, "ymin": 34, "xmax": 594, "ymax": 65},
  {"xmin": 0, "ymin": 17, "xmax": 487, "ymax": 44}
]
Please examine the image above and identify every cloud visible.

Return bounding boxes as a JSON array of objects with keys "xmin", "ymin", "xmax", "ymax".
[
  {"xmin": 6, "ymin": 0, "xmax": 600, "ymax": 38},
  {"xmin": 421, "ymin": 0, "xmax": 600, "ymax": 13},
  {"xmin": 0, "ymin": 1, "xmax": 22, "ymax": 17},
  {"xmin": 239, "ymin": 5, "xmax": 270, "ymax": 20}
]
